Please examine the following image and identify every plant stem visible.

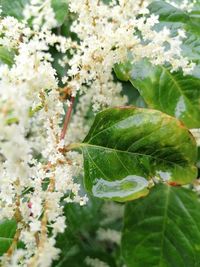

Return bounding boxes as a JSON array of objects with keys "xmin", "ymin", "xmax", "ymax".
[
  {"xmin": 66, "ymin": 143, "xmax": 81, "ymax": 151},
  {"xmin": 28, "ymin": 176, "xmax": 55, "ymax": 267},
  {"xmin": 139, "ymin": 0, "xmax": 145, "ymax": 7},
  {"xmin": 6, "ymin": 179, "xmax": 23, "ymax": 259},
  {"xmin": 60, "ymin": 96, "xmax": 75, "ymax": 140},
  {"xmin": 6, "ymin": 229, "xmax": 22, "ymax": 257}
]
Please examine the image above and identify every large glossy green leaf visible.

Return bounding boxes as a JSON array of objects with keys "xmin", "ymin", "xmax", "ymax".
[
  {"xmin": 122, "ymin": 184, "xmax": 200, "ymax": 267},
  {"xmin": 0, "ymin": 220, "xmax": 17, "ymax": 256},
  {"xmin": 70, "ymin": 107, "xmax": 197, "ymax": 202},
  {"xmin": 126, "ymin": 60, "xmax": 200, "ymax": 128}
]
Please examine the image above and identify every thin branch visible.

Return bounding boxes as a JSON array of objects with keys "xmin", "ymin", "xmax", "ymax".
[
  {"xmin": 6, "ymin": 179, "xmax": 22, "ymax": 258},
  {"xmin": 139, "ymin": 0, "xmax": 145, "ymax": 7},
  {"xmin": 6, "ymin": 229, "xmax": 22, "ymax": 257},
  {"xmin": 28, "ymin": 177, "xmax": 55, "ymax": 267},
  {"xmin": 60, "ymin": 96, "xmax": 75, "ymax": 140}
]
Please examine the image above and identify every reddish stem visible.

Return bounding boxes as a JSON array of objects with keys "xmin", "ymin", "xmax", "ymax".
[
  {"xmin": 167, "ymin": 181, "xmax": 180, "ymax": 187},
  {"xmin": 60, "ymin": 96, "xmax": 75, "ymax": 140}
]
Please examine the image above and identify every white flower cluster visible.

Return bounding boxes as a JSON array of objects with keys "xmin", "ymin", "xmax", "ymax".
[
  {"xmin": 0, "ymin": 3, "xmax": 86, "ymax": 267},
  {"xmin": 0, "ymin": 16, "xmax": 25, "ymax": 49},
  {"xmin": 63, "ymin": 0, "xmax": 194, "ymax": 112},
  {"xmin": 0, "ymin": 0, "xmax": 196, "ymax": 266},
  {"xmin": 23, "ymin": 0, "xmax": 58, "ymax": 30}
]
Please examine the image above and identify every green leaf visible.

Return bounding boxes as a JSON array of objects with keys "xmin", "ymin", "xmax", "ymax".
[
  {"xmin": 0, "ymin": 47, "xmax": 15, "ymax": 67},
  {"xmin": 128, "ymin": 60, "xmax": 200, "ymax": 128},
  {"xmin": 0, "ymin": 0, "xmax": 29, "ymax": 20},
  {"xmin": 51, "ymin": 0, "xmax": 68, "ymax": 26},
  {"xmin": 70, "ymin": 107, "xmax": 197, "ymax": 202},
  {"xmin": 0, "ymin": 220, "xmax": 17, "ymax": 256},
  {"xmin": 114, "ymin": 62, "xmax": 133, "ymax": 82},
  {"xmin": 148, "ymin": 1, "xmax": 189, "ymax": 24},
  {"xmin": 122, "ymin": 184, "xmax": 200, "ymax": 267}
]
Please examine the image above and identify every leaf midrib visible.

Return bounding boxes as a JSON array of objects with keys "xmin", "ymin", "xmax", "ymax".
[
  {"xmin": 161, "ymin": 67, "xmax": 192, "ymax": 115},
  {"xmin": 78, "ymin": 143, "xmax": 189, "ymax": 167},
  {"xmin": 131, "ymin": 64, "xmax": 199, "ymax": 125},
  {"xmin": 160, "ymin": 66, "xmax": 199, "ymax": 120},
  {"xmin": 158, "ymin": 185, "xmax": 170, "ymax": 267}
]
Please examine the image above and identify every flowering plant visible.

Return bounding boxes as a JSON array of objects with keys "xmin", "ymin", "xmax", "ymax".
[{"xmin": 0, "ymin": 0, "xmax": 199, "ymax": 266}]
